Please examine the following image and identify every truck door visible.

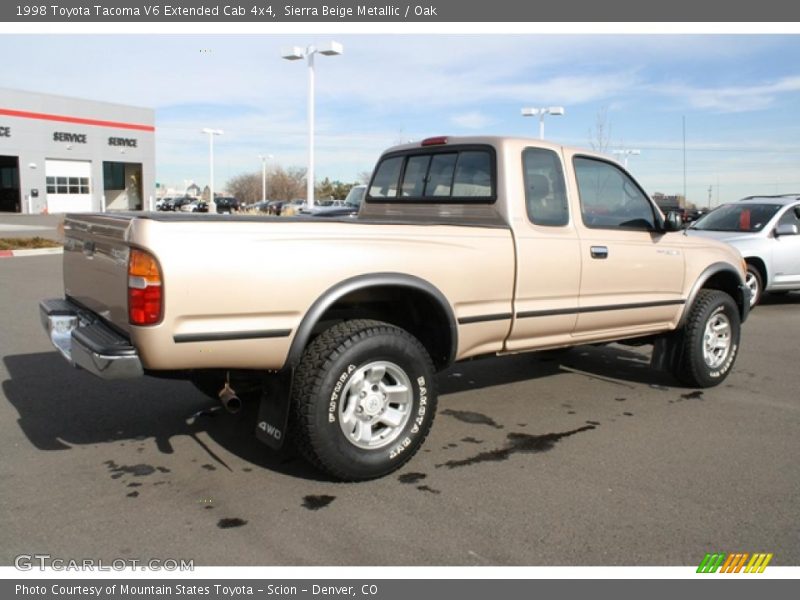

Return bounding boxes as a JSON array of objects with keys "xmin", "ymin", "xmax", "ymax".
[
  {"xmin": 569, "ymin": 155, "xmax": 685, "ymax": 337},
  {"xmin": 506, "ymin": 147, "xmax": 582, "ymax": 351}
]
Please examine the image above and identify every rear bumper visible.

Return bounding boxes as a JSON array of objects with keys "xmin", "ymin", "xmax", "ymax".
[{"xmin": 39, "ymin": 298, "xmax": 143, "ymax": 379}]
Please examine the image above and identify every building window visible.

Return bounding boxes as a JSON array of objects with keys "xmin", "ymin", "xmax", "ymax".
[
  {"xmin": 103, "ymin": 162, "xmax": 125, "ymax": 190},
  {"xmin": 46, "ymin": 175, "xmax": 90, "ymax": 195}
]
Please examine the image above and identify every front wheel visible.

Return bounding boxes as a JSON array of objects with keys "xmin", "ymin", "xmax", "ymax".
[
  {"xmin": 672, "ymin": 290, "xmax": 741, "ymax": 388},
  {"xmin": 745, "ymin": 265, "xmax": 763, "ymax": 307},
  {"xmin": 291, "ymin": 320, "xmax": 437, "ymax": 481}
]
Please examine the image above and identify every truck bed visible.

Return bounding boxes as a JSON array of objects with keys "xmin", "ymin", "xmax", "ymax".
[{"xmin": 61, "ymin": 211, "xmax": 516, "ymax": 371}]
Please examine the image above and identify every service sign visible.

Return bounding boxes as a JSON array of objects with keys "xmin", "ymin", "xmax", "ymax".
[
  {"xmin": 53, "ymin": 131, "xmax": 87, "ymax": 143},
  {"xmin": 108, "ymin": 137, "xmax": 137, "ymax": 147}
]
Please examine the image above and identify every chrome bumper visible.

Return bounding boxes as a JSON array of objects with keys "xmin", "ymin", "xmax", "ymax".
[{"xmin": 39, "ymin": 298, "xmax": 143, "ymax": 379}]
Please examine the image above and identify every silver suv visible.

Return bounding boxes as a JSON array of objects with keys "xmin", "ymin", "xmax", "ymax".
[{"xmin": 686, "ymin": 195, "xmax": 800, "ymax": 306}]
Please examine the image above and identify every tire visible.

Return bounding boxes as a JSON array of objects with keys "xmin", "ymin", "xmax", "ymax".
[
  {"xmin": 745, "ymin": 264, "xmax": 763, "ymax": 308},
  {"xmin": 291, "ymin": 319, "xmax": 437, "ymax": 481},
  {"xmin": 672, "ymin": 290, "xmax": 741, "ymax": 388}
]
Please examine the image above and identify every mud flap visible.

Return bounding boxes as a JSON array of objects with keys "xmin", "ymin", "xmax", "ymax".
[
  {"xmin": 651, "ymin": 332, "xmax": 683, "ymax": 373},
  {"xmin": 255, "ymin": 371, "xmax": 293, "ymax": 450}
]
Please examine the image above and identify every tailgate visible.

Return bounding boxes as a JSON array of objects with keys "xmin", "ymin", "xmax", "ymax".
[{"xmin": 63, "ymin": 213, "xmax": 134, "ymax": 334}]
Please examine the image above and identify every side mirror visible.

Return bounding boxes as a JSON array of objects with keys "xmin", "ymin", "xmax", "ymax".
[
  {"xmin": 775, "ymin": 223, "xmax": 799, "ymax": 237},
  {"xmin": 662, "ymin": 210, "xmax": 683, "ymax": 232}
]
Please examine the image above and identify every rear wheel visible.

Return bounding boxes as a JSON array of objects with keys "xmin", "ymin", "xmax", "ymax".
[
  {"xmin": 672, "ymin": 290, "xmax": 741, "ymax": 388},
  {"xmin": 291, "ymin": 319, "xmax": 437, "ymax": 481}
]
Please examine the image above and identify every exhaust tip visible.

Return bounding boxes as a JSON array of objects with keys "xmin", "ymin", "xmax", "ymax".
[
  {"xmin": 222, "ymin": 395, "xmax": 242, "ymax": 414},
  {"xmin": 218, "ymin": 382, "xmax": 242, "ymax": 414}
]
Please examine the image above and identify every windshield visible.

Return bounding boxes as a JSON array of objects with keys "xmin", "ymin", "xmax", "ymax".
[
  {"xmin": 691, "ymin": 203, "xmax": 781, "ymax": 232},
  {"xmin": 345, "ymin": 186, "xmax": 366, "ymax": 207}
]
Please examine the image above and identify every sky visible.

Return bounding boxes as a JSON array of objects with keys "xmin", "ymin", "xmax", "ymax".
[{"xmin": 2, "ymin": 34, "xmax": 800, "ymax": 206}]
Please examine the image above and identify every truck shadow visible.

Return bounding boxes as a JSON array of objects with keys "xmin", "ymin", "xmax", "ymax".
[
  {"xmin": 1, "ymin": 351, "xmax": 328, "ymax": 481},
  {"xmin": 3, "ymin": 345, "xmax": 673, "ymax": 480},
  {"xmin": 438, "ymin": 343, "xmax": 674, "ymax": 395}
]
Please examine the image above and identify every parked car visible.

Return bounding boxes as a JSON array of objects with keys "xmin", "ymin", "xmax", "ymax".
[
  {"xmin": 215, "ymin": 197, "xmax": 240, "ymax": 214},
  {"xmin": 178, "ymin": 199, "xmax": 208, "ymax": 213},
  {"xmin": 247, "ymin": 201, "xmax": 271, "ymax": 213},
  {"xmin": 262, "ymin": 200, "xmax": 283, "ymax": 215},
  {"xmin": 298, "ymin": 187, "xmax": 366, "ymax": 218},
  {"xmin": 157, "ymin": 197, "xmax": 179, "ymax": 211},
  {"xmin": 40, "ymin": 135, "xmax": 749, "ymax": 481},
  {"xmin": 280, "ymin": 200, "xmax": 306, "ymax": 216},
  {"xmin": 683, "ymin": 208, "xmax": 709, "ymax": 225},
  {"xmin": 686, "ymin": 194, "xmax": 800, "ymax": 306},
  {"xmin": 171, "ymin": 196, "xmax": 195, "ymax": 212}
]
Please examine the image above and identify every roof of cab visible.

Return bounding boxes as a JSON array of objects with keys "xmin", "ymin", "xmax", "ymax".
[{"xmin": 382, "ymin": 135, "xmax": 610, "ymax": 161}]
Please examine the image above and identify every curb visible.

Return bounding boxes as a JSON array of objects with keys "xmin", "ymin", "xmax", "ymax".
[{"xmin": 0, "ymin": 246, "xmax": 63, "ymax": 259}]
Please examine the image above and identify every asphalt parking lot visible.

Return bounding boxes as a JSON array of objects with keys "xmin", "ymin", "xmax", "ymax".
[{"xmin": 1, "ymin": 255, "xmax": 798, "ymax": 566}]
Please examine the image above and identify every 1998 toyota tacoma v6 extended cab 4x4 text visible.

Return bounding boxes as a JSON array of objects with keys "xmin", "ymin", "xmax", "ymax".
[{"xmin": 41, "ymin": 136, "xmax": 750, "ymax": 480}]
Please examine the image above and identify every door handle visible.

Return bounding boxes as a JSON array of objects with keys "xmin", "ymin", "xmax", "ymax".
[{"xmin": 590, "ymin": 246, "xmax": 609, "ymax": 259}]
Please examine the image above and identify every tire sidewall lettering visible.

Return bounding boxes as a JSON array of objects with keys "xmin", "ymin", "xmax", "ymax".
[
  {"xmin": 328, "ymin": 364, "xmax": 357, "ymax": 423},
  {"xmin": 388, "ymin": 375, "xmax": 427, "ymax": 460}
]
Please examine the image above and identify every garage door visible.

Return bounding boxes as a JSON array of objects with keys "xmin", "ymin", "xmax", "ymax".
[{"xmin": 45, "ymin": 160, "xmax": 92, "ymax": 213}]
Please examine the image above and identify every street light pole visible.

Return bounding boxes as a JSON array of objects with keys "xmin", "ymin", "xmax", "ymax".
[
  {"xmin": 521, "ymin": 106, "xmax": 565, "ymax": 140},
  {"xmin": 201, "ymin": 128, "xmax": 223, "ymax": 214},
  {"xmin": 258, "ymin": 154, "xmax": 273, "ymax": 203},
  {"xmin": 281, "ymin": 41, "xmax": 343, "ymax": 211},
  {"xmin": 612, "ymin": 149, "xmax": 641, "ymax": 169}
]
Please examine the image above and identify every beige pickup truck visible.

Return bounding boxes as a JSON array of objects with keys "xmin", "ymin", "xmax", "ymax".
[{"xmin": 41, "ymin": 136, "xmax": 750, "ymax": 480}]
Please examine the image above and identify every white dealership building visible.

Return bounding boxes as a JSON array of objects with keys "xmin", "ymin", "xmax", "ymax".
[{"xmin": 0, "ymin": 88, "xmax": 155, "ymax": 214}]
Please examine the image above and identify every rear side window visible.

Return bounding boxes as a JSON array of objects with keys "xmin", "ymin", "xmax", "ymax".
[
  {"xmin": 522, "ymin": 148, "xmax": 569, "ymax": 226},
  {"xmin": 368, "ymin": 146, "xmax": 495, "ymax": 203}
]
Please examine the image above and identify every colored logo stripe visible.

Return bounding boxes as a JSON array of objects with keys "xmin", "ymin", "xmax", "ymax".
[
  {"xmin": 746, "ymin": 553, "xmax": 773, "ymax": 573},
  {"xmin": 720, "ymin": 553, "xmax": 749, "ymax": 573},
  {"xmin": 697, "ymin": 553, "xmax": 726, "ymax": 573},
  {"xmin": 0, "ymin": 108, "xmax": 155, "ymax": 132},
  {"xmin": 697, "ymin": 552, "xmax": 773, "ymax": 573}
]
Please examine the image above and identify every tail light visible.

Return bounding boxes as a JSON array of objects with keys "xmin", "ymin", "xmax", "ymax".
[{"xmin": 128, "ymin": 248, "xmax": 163, "ymax": 326}]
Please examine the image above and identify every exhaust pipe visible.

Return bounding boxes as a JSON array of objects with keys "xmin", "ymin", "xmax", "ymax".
[{"xmin": 218, "ymin": 382, "xmax": 242, "ymax": 414}]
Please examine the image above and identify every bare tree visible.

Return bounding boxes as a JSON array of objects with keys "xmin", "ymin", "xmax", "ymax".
[
  {"xmin": 588, "ymin": 106, "xmax": 612, "ymax": 153},
  {"xmin": 267, "ymin": 166, "xmax": 306, "ymax": 202},
  {"xmin": 226, "ymin": 167, "xmax": 307, "ymax": 204},
  {"xmin": 226, "ymin": 172, "xmax": 261, "ymax": 205}
]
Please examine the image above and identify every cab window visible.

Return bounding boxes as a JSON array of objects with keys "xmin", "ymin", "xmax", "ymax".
[
  {"xmin": 368, "ymin": 156, "xmax": 403, "ymax": 198},
  {"xmin": 367, "ymin": 146, "xmax": 495, "ymax": 202},
  {"xmin": 574, "ymin": 157, "xmax": 655, "ymax": 230}
]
